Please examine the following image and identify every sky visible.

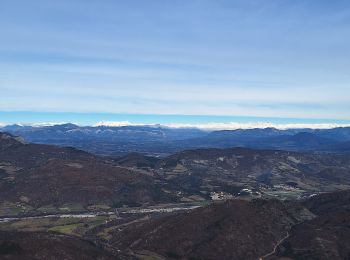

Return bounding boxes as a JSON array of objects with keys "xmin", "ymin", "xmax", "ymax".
[{"xmin": 0, "ymin": 0, "xmax": 350, "ymax": 126}]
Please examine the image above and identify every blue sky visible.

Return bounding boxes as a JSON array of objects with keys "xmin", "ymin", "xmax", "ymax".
[{"xmin": 0, "ymin": 0, "xmax": 350, "ymax": 124}]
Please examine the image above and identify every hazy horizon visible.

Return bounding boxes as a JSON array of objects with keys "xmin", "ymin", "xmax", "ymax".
[{"xmin": 1, "ymin": 111, "xmax": 350, "ymax": 130}]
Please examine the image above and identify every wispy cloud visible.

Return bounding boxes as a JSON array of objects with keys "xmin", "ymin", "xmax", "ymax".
[{"xmin": 1, "ymin": 0, "xmax": 350, "ymax": 119}]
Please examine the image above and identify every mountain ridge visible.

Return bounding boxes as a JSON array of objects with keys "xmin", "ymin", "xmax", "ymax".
[{"xmin": 2, "ymin": 124, "xmax": 350, "ymax": 156}]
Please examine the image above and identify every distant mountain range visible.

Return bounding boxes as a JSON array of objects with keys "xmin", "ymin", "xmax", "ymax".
[{"xmin": 2, "ymin": 124, "xmax": 350, "ymax": 156}]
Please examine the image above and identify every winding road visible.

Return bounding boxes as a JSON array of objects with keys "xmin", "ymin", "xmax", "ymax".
[{"xmin": 259, "ymin": 231, "xmax": 290, "ymax": 260}]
